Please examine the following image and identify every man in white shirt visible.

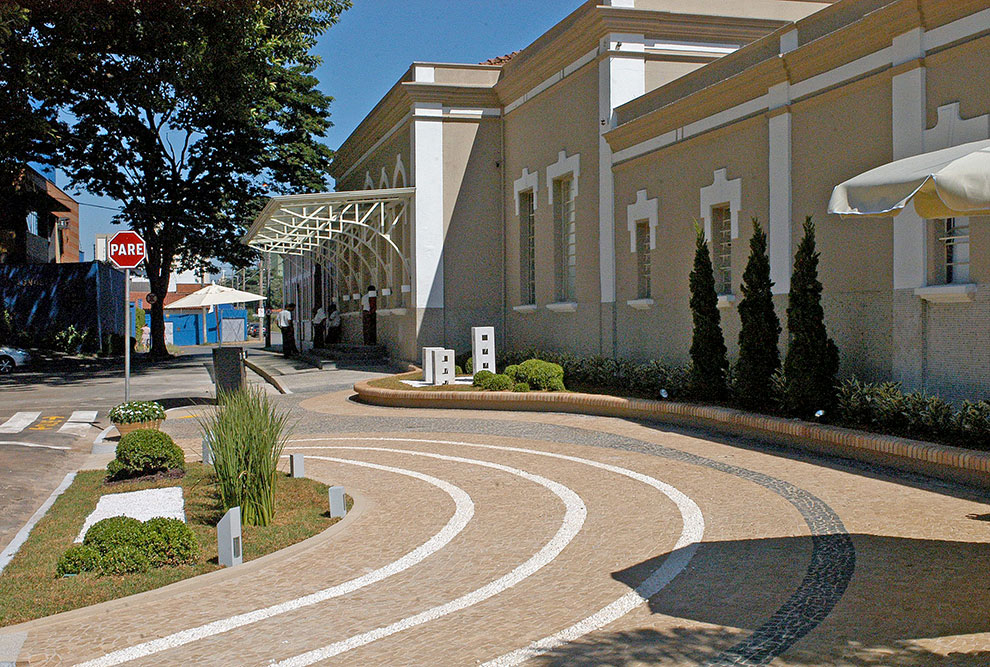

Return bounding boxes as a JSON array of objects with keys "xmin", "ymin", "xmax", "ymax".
[
  {"xmin": 311, "ymin": 305, "xmax": 327, "ymax": 348},
  {"xmin": 276, "ymin": 304, "xmax": 297, "ymax": 356}
]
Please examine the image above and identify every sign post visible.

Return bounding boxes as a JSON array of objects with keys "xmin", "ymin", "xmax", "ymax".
[{"xmin": 108, "ymin": 231, "xmax": 147, "ymax": 402}]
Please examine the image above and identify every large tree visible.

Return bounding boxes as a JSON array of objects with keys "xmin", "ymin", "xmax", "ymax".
[
  {"xmin": 0, "ymin": 4, "xmax": 63, "ymax": 263},
  {"xmin": 28, "ymin": 0, "xmax": 349, "ymax": 357}
]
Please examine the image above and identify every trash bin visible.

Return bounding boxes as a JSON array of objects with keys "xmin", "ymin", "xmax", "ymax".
[{"xmin": 213, "ymin": 346, "xmax": 246, "ymax": 394}]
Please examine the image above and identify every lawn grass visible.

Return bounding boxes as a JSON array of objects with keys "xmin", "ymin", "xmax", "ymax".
[{"xmin": 0, "ymin": 463, "xmax": 346, "ymax": 627}]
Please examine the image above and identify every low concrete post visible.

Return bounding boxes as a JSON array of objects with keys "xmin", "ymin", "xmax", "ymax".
[
  {"xmin": 328, "ymin": 486, "xmax": 346, "ymax": 518},
  {"xmin": 217, "ymin": 506, "xmax": 242, "ymax": 568},
  {"xmin": 290, "ymin": 453, "xmax": 305, "ymax": 478},
  {"xmin": 431, "ymin": 348, "xmax": 455, "ymax": 386},
  {"xmin": 202, "ymin": 435, "xmax": 213, "ymax": 466},
  {"xmin": 471, "ymin": 326, "xmax": 496, "ymax": 376},
  {"xmin": 422, "ymin": 346, "xmax": 444, "ymax": 383}
]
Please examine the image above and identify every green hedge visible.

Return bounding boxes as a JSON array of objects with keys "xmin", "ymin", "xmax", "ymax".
[
  {"xmin": 107, "ymin": 430, "xmax": 185, "ymax": 480},
  {"xmin": 472, "ymin": 370, "xmax": 494, "ymax": 387},
  {"xmin": 58, "ymin": 515, "xmax": 198, "ymax": 576}
]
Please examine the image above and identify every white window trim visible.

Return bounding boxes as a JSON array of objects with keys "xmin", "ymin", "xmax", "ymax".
[
  {"xmin": 626, "ymin": 298, "xmax": 654, "ymax": 310},
  {"xmin": 546, "ymin": 302, "xmax": 578, "ymax": 313},
  {"xmin": 914, "ymin": 283, "xmax": 976, "ymax": 303},
  {"xmin": 513, "ymin": 168, "xmax": 539, "ymax": 216},
  {"xmin": 700, "ymin": 168, "xmax": 742, "ymax": 242},
  {"xmin": 717, "ymin": 294, "xmax": 737, "ymax": 310},
  {"xmin": 626, "ymin": 189, "xmax": 658, "ymax": 253},
  {"xmin": 547, "ymin": 150, "xmax": 580, "ymax": 206}
]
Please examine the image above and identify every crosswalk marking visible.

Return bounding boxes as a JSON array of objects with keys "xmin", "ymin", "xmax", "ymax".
[
  {"xmin": 0, "ymin": 412, "xmax": 41, "ymax": 434},
  {"xmin": 58, "ymin": 411, "xmax": 100, "ymax": 436}
]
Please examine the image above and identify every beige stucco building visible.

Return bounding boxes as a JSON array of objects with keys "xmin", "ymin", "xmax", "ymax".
[{"xmin": 245, "ymin": 0, "xmax": 990, "ymax": 402}]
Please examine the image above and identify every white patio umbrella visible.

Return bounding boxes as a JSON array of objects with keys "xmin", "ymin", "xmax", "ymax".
[
  {"xmin": 829, "ymin": 138, "xmax": 990, "ymax": 218},
  {"xmin": 165, "ymin": 283, "xmax": 265, "ymax": 346}
]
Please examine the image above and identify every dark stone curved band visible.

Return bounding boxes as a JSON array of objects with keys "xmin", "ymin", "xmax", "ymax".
[{"xmin": 302, "ymin": 412, "xmax": 856, "ymax": 665}]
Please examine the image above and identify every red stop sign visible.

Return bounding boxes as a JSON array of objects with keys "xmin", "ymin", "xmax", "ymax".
[{"xmin": 108, "ymin": 231, "xmax": 147, "ymax": 270}]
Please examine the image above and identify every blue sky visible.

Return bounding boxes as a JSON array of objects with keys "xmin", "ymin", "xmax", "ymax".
[{"xmin": 73, "ymin": 0, "xmax": 579, "ymax": 261}]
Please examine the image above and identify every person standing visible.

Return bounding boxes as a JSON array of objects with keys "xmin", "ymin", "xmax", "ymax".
[
  {"xmin": 311, "ymin": 305, "xmax": 327, "ymax": 349},
  {"xmin": 327, "ymin": 302, "xmax": 341, "ymax": 345},
  {"xmin": 140, "ymin": 323, "xmax": 151, "ymax": 351},
  {"xmin": 276, "ymin": 304, "xmax": 298, "ymax": 357},
  {"xmin": 361, "ymin": 285, "xmax": 377, "ymax": 346}
]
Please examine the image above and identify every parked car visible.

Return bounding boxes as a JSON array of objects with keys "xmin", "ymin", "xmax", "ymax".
[
  {"xmin": 0, "ymin": 346, "xmax": 31, "ymax": 374},
  {"xmin": 247, "ymin": 322, "xmax": 260, "ymax": 337}
]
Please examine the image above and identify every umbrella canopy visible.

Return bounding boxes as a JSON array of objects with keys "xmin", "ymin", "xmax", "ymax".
[
  {"xmin": 828, "ymin": 138, "xmax": 990, "ymax": 219},
  {"xmin": 164, "ymin": 283, "xmax": 266, "ymax": 310}
]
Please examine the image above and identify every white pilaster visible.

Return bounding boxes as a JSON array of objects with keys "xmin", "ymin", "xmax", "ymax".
[
  {"xmin": 768, "ymin": 81, "xmax": 793, "ymax": 295},
  {"xmin": 599, "ymin": 34, "xmax": 645, "ymax": 304},
  {"xmin": 411, "ymin": 102, "xmax": 444, "ymax": 309}
]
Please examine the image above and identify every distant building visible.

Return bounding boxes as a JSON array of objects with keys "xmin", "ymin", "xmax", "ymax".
[{"xmin": 0, "ymin": 166, "xmax": 80, "ymax": 265}]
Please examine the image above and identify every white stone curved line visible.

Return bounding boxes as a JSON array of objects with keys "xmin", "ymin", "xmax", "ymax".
[
  {"xmin": 275, "ymin": 445, "xmax": 588, "ymax": 667},
  {"xmin": 77, "ymin": 457, "xmax": 475, "ymax": 667},
  {"xmin": 292, "ymin": 437, "xmax": 705, "ymax": 666},
  {"xmin": 0, "ymin": 441, "xmax": 72, "ymax": 451}
]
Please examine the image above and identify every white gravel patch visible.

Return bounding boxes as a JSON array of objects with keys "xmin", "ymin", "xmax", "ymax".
[
  {"xmin": 75, "ymin": 487, "xmax": 186, "ymax": 543},
  {"xmin": 400, "ymin": 377, "xmax": 473, "ymax": 388}
]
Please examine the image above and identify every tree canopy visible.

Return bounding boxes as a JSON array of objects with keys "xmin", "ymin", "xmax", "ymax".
[{"xmin": 16, "ymin": 0, "xmax": 349, "ymax": 356}]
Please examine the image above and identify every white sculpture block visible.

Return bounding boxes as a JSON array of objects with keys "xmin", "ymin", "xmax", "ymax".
[
  {"xmin": 431, "ymin": 348, "xmax": 455, "ymax": 386},
  {"xmin": 290, "ymin": 453, "xmax": 305, "ymax": 478},
  {"xmin": 471, "ymin": 327, "xmax": 496, "ymax": 376},
  {"xmin": 202, "ymin": 435, "xmax": 213, "ymax": 466},
  {"xmin": 422, "ymin": 346, "xmax": 444, "ymax": 383},
  {"xmin": 329, "ymin": 486, "xmax": 347, "ymax": 518},
  {"xmin": 217, "ymin": 506, "xmax": 242, "ymax": 568}
]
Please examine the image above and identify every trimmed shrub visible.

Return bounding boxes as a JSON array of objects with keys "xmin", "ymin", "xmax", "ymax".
[
  {"xmin": 504, "ymin": 365, "xmax": 520, "ymax": 381},
  {"xmin": 956, "ymin": 401, "xmax": 990, "ymax": 449},
  {"xmin": 783, "ymin": 217, "xmax": 840, "ymax": 417},
  {"xmin": 735, "ymin": 219, "xmax": 781, "ymax": 411},
  {"xmin": 56, "ymin": 544, "xmax": 101, "ymax": 576},
  {"xmin": 465, "ymin": 356, "xmax": 474, "ymax": 374},
  {"xmin": 513, "ymin": 382, "xmax": 530, "ymax": 393},
  {"xmin": 107, "ymin": 430, "xmax": 184, "ymax": 480},
  {"xmin": 485, "ymin": 374, "xmax": 514, "ymax": 391},
  {"xmin": 139, "ymin": 517, "xmax": 198, "ymax": 567},
  {"xmin": 473, "ymin": 370, "xmax": 495, "ymax": 387},
  {"xmin": 515, "ymin": 359, "xmax": 565, "ymax": 391},
  {"xmin": 688, "ymin": 224, "xmax": 729, "ymax": 401},
  {"xmin": 83, "ymin": 516, "xmax": 144, "ymax": 552},
  {"xmin": 201, "ymin": 387, "xmax": 291, "ymax": 527},
  {"xmin": 99, "ymin": 543, "xmax": 151, "ymax": 575},
  {"xmin": 454, "ymin": 365, "xmax": 464, "ymax": 376}
]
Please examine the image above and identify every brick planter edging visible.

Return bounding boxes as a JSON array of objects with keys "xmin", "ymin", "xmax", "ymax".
[{"xmin": 353, "ymin": 377, "xmax": 990, "ymax": 490}]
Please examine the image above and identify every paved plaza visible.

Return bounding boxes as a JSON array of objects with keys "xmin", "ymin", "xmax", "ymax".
[{"xmin": 3, "ymin": 372, "xmax": 990, "ymax": 665}]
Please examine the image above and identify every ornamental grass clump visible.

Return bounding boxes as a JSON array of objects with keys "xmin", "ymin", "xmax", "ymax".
[{"xmin": 200, "ymin": 387, "xmax": 292, "ymax": 527}]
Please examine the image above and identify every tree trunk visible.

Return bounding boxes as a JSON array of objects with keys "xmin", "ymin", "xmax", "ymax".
[{"xmin": 147, "ymin": 246, "xmax": 174, "ymax": 360}]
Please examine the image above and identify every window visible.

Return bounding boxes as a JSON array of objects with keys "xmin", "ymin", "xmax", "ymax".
[
  {"xmin": 519, "ymin": 190, "xmax": 536, "ymax": 305},
  {"xmin": 553, "ymin": 177, "xmax": 576, "ymax": 302},
  {"xmin": 25, "ymin": 211, "xmax": 39, "ymax": 237},
  {"xmin": 711, "ymin": 204, "xmax": 732, "ymax": 295},
  {"xmin": 636, "ymin": 221, "xmax": 651, "ymax": 299},
  {"xmin": 939, "ymin": 218, "xmax": 970, "ymax": 284}
]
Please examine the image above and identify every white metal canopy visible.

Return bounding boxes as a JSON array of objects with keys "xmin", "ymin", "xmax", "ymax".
[
  {"xmin": 829, "ymin": 139, "xmax": 990, "ymax": 219},
  {"xmin": 242, "ymin": 188, "xmax": 415, "ymax": 300}
]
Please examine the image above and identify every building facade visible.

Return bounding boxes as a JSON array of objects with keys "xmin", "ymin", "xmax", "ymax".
[
  {"xmin": 0, "ymin": 166, "xmax": 80, "ymax": 265},
  {"xmin": 246, "ymin": 0, "xmax": 990, "ymax": 401}
]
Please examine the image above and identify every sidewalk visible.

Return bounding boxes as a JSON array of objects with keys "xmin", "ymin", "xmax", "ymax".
[{"xmin": 243, "ymin": 346, "xmax": 398, "ymax": 394}]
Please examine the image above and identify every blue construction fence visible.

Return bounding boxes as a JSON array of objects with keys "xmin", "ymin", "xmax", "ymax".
[{"xmin": 130, "ymin": 302, "xmax": 247, "ymax": 347}]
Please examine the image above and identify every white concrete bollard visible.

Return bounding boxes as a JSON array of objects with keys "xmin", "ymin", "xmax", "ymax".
[
  {"xmin": 290, "ymin": 453, "xmax": 305, "ymax": 478},
  {"xmin": 329, "ymin": 486, "xmax": 347, "ymax": 518},
  {"xmin": 217, "ymin": 506, "xmax": 242, "ymax": 568},
  {"xmin": 422, "ymin": 346, "xmax": 444, "ymax": 383},
  {"xmin": 202, "ymin": 435, "xmax": 213, "ymax": 466},
  {"xmin": 431, "ymin": 348, "xmax": 455, "ymax": 386},
  {"xmin": 471, "ymin": 326, "xmax": 496, "ymax": 375}
]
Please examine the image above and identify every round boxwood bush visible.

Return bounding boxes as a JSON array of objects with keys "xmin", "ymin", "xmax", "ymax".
[
  {"xmin": 83, "ymin": 516, "xmax": 144, "ymax": 552},
  {"xmin": 515, "ymin": 359, "xmax": 565, "ymax": 391},
  {"xmin": 472, "ymin": 370, "xmax": 495, "ymax": 387},
  {"xmin": 465, "ymin": 356, "xmax": 474, "ymax": 374},
  {"xmin": 107, "ymin": 429, "xmax": 185, "ymax": 480},
  {"xmin": 485, "ymin": 374, "xmax": 514, "ymax": 391},
  {"xmin": 99, "ymin": 543, "xmax": 151, "ymax": 575},
  {"xmin": 56, "ymin": 544, "xmax": 101, "ymax": 576},
  {"xmin": 139, "ymin": 517, "xmax": 198, "ymax": 567},
  {"xmin": 513, "ymin": 382, "xmax": 530, "ymax": 393},
  {"xmin": 504, "ymin": 365, "xmax": 520, "ymax": 381}
]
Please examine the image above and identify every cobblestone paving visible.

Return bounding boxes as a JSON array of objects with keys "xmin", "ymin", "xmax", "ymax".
[{"xmin": 3, "ymin": 388, "xmax": 990, "ymax": 665}]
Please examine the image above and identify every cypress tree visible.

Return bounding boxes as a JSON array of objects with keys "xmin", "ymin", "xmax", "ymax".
[
  {"xmin": 783, "ymin": 216, "xmax": 840, "ymax": 417},
  {"xmin": 688, "ymin": 224, "xmax": 729, "ymax": 401},
  {"xmin": 736, "ymin": 219, "xmax": 781, "ymax": 411}
]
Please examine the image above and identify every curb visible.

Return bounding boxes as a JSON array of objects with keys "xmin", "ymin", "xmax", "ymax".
[
  {"xmin": 354, "ymin": 377, "xmax": 990, "ymax": 490},
  {"xmin": 244, "ymin": 359, "xmax": 290, "ymax": 395}
]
